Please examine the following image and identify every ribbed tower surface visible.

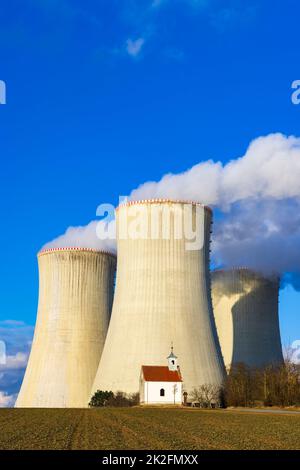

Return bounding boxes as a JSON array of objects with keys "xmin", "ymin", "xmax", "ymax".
[
  {"xmin": 211, "ymin": 268, "xmax": 284, "ymax": 370},
  {"xmin": 91, "ymin": 200, "xmax": 225, "ymax": 397},
  {"xmin": 16, "ymin": 248, "xmax": 116, "ymax": 408}
]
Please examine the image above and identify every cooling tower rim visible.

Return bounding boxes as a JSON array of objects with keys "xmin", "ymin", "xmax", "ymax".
[
  {"xmin": 38, "ymin": 247, "xmax": 117, "ymax": 258},
  {"xmin": 212, "ymin": 267, "xmax": 279, "ymax": 281},
  {"xmin": 213, "ymin": 267, "xmax": 253, "ymax": 273},
  {"xmin": 116, "ymin": 198, "xmax": 212, "ymax": 213}
]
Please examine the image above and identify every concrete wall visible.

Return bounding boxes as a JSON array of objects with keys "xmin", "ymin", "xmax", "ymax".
[
  {"xmin": 16, "ymin": 249, "xmax": 116, "ymax": 408},
  {"xmin": 140, "ymin": 381, "xmax": 182, "ymax": 405},
  {"xmin": 91, "ymin": 200, "xmax": 225, "ymax": 397},
  {"xmin": 211, "ymin": 268, "xmax": 284, "ymax": 370}
]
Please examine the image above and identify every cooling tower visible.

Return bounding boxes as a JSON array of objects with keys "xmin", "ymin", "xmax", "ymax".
[
  {"xmin": 91, "ymin": 199, "xmax": 225, "ymax": 398},
  {"xmin": 16, "ymin": 248, "xmax": 116, "ymax": 408},
  {"xmin": 211, "ymin": 268, "xmax": 284, "ymax": 370}
]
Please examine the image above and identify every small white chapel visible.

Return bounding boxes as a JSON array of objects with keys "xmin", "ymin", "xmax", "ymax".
[{"xmin": 139, "ymin": 347, "xmax": 183, "ymax": 405}]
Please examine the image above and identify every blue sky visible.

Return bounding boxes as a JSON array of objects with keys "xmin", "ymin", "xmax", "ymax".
[{"xmin": 0, "ymin": 0, "xmax": 300, "ymax": 403}]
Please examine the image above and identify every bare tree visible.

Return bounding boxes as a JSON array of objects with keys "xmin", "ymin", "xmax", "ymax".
[
  {"xmin": 173, "ymin": 384, "xmax": 178, "ymax": 405},
  {"xmin": 223, "ymin": 360, "xmax": 300, "ymax": 408},
  {"xmin": 191, "ymin": 384, "xmax": 221, "ymax": 408}
]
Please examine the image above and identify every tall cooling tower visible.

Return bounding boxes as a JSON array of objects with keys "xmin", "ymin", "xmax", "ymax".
[
  {"xmin": 91, "ymin": 199, "xmax": 225, "ymax": 397},
  {"xmin": 16, "ymin": 248, "xmax": 116, "ymax": 408},
  {"xmin": 211, "ymin": 268, "xmax": 284, "ymax": 370}
]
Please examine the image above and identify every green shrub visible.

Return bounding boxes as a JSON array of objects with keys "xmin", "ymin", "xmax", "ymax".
[
  {"xmin": 89, "ymin": 390, "xmax": 114, "ymax": 407},
  {"xmin": 89, "ymin": 390, "xmax": 139, "ymax": 407}
]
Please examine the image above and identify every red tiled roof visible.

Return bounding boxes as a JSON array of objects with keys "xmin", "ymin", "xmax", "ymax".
[{"xmin": 141, "ymin": 366, "xmax": 182, "ymax": 382}]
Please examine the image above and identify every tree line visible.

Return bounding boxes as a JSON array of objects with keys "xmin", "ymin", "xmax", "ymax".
[
  {"xmin": 89, "ymin": 359, "xmax": 300, "ymax": 408},
  {"xmin": 190, "ymin": 358, "xmax": 300, "ymax": 408},
  {"xmin": 222, "ymin": 359, "xmax": 300, "ymax": 408}
]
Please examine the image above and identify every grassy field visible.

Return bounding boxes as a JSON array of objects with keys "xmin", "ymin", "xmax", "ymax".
[{"xmin": 0, "ymin": 407, "xmax": 299, "ymax": 450}]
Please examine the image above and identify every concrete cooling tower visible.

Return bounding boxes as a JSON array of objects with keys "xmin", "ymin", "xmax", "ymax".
[
  {"xmin": 211, "ymin": 268, "xmax": 284, "ymax": 370},
  {"xmin": 91, "ymin": 199, "xmax": 225, "ymax": 398},
  {"xmin": 16, "ymin": 248, "xmax": 116, "ymax": 408}
]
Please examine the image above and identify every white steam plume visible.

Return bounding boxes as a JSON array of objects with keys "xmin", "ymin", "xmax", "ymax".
[
  {"xmin": 42, "ymin": 132, "xmax": 300, "ymax": 288},
  {"xmin": 41, "ymin": 220, "xmax": 117, "ymax": 255},
  {"xmin": 130, "ymin": 133, "xmax": 300, "ymax": 207},
  {"xmin": 130, "ymin": 133, "xmax": 300, "ymax": 286}
]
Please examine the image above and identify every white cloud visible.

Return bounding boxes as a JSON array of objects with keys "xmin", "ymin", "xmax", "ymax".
[
  {"xmin": 0, "ymin": 322, "xmax": 33, "ymax": 406},
  {"xmin": 0, "ymin": 322, "xmax": 34, "ymax": 356},
  {"xmin": 0, "ymin": 352, "xmax": 29, "ymax": 371},
  {"xmin": 283, "ymin": 341, "xmax": 300, "ymax": 364},
  {"xmin": 125, "ymin": 37, "xmax": 145, "ymax": 57},
  {"xmin": 290, "ymin": 340, "xmax": 300, "ymax": 364},
  {"xmin": 0, "ymin": 391, "xmax": 17, "ymax": 408}
]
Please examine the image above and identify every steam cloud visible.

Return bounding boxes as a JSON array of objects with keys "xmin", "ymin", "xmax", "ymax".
[
  {"xmin": 43, "ymin": 133, "xmax": 300, "ymax": 288},
  {"xmin": 131, "ymin": 133, "xmax": 300, "ymax": 206},
  {"xmin": 42, "ymin": 221, "xmax": 117, "ymax": 255}
]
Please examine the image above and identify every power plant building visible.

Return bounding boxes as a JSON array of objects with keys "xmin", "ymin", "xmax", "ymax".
[
  {"xmin": 91, "ymin": 199, "xmax": 225, "ymax": 398},
  {"xmin": 16, "ymin": 248, "xmax": 116, "ymax": 408},
  {"xmin": 211, "ymin": 268, "xmax": 284, "ymax": 370}
]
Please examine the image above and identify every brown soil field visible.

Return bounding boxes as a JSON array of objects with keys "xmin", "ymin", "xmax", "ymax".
[{"xmin": 0, "ymin": 407, "xmax": 299, "ymax": 450}]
